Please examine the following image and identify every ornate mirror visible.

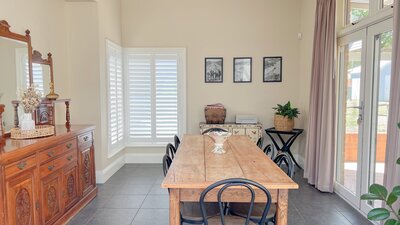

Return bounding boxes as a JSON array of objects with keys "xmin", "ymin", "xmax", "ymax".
[
  {"xmin": 0, "ymin": 20, "xmax": 33, "ymax": 134},
  {"xmin": 32, "ymin": 50, "xmax": 59, "ymax": 100}
]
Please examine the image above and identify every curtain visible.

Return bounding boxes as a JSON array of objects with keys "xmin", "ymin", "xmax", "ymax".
[
  {"xmin": 304, "ymin": 0, "xmax": 336, "ymax": 193},
  {"xmin": 383, "ymin": 0, "xmax": 400, "ymax": 197}
]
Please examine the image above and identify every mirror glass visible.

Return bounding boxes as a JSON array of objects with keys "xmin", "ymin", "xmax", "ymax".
[
  {"xmin": 0, "ymin": 37, "xmax": 29, "ymax": 131},
  {"xmin": 32, "ymin": 63, "xmax": 51, "ymax": 95}
]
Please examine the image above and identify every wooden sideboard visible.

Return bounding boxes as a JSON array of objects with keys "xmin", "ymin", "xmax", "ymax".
[
  {"xmin": 199, "ymin": 122, "xmax": 263, "ymax": 143},
  {"xmin": 0, "ymin": 125, "xmax": 96, "ymax": 225}
]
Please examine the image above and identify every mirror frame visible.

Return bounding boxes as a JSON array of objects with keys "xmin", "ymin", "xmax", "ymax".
[
  {"xmin": 32, "ymin": 50, "xmax": 59, "ymax": 100},
  {"xmin": 0, "ymin": 20, "xmax": 33, "ymax": 84},
  {"xmin": 0, "ymin": 20, "xmax": 33, "ymax": 136}
]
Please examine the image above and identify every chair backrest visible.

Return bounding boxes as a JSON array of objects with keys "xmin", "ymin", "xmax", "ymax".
[
  {"xmin": 174, "ymin": 135, "xmax": 180, "ymax": 150},
  {"xmin": 263, "ymin": 144, "xmax": 274, "ymax": 159},
  {"xmin": 201, "ymin": 128, "xmax": 228, "ymax": 135},
  {"xmin": 256, "ymin": 137, "xmax": 263, "ymax": 149},
  {"xmin": 200, "ymin": 178, "xmax": 272, "ymax": 225},
  {"xmin": 273, "ymin": 152, "xmax": 294, "ymax": 178},
  {"xmin": 166, "ymin": 143, "xmax": 176, "ymax": 159},
  {"xmin": 162, "ymin": 154, "xmax": 172, "ymax": 177}
]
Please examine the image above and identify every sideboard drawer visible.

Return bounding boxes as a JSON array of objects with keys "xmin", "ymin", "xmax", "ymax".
[
  {"xmin": 38, "ymin": 138, "xmax": 77, "ymax": 164},
  {"xmin": 40, "ymin": 150, "xmax": 77, "ymax": 178},
  {"xmin": 246, "ymin": 128, "xmax": 260, "ymax": 142},
  {"xmin": 78, "ymin": 132, "xmax": 93, "ymax": 147},
  {"xmin": 5, "ymin": 155, "xmax": 36, "ymax": 178}
]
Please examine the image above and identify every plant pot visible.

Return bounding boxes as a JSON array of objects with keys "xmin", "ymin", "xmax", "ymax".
[{"xmin": 274, "ymin": 115, "xmax": 294, "ymax": 132}]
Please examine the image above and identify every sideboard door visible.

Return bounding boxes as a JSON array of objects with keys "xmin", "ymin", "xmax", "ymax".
[
  {"xmin": 79, "ymin": 146, "xmax": 95, "ymax": 196},
  {"xmin": 40, "ymin": 171, "xmax": 63, "ymax": 225},
  {"xmin": 6, "ymin": 169, "xmax": 38, "ymax": 225},
  {"xmin": 62, "ymin": 163, "xmax": 79, "ymax": 211}
]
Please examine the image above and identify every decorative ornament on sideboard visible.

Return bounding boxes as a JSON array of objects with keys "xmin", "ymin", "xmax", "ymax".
[
  {"xmin": 273, "ymin": 101, "xmax": 300, "ymax": 132},
  {"xmin": 204, "ymin": 103, "xmax": 226, "ymax": 124},
  {"xmin": 19, "ymin": 85, "xmax": 42, "ymax": 131}
]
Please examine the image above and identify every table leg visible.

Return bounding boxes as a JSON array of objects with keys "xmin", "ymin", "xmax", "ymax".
[
  {"xmin": 169, "ymin": 188, "xmax": 181, "ymax": 225},
  {"xmin": 276, "ymin": 189, "xmax": 288, "ymax": 225}
]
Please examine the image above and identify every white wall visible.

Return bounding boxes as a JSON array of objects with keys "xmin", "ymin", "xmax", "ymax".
[{"xmin": 121, "ymin": 0, "xmax": 317, "ymax": 164}]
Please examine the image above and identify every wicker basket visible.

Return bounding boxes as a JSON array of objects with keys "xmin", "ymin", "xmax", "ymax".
[
  {"xmin": 274, "ymin": 115, "xmax": 294, "ymax": 132},
  {"xmin": 11, "ymin": 125, "xmax": 55, "ymax": 139}
]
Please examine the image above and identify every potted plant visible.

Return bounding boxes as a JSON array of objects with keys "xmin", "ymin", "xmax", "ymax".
[
  {"xmin": 272, "ymin": 101, "xmax": 300, "ymax": 131},
  {"xmin": 361, "ymin": 123, "xmax": 400, "ymax": 225}
]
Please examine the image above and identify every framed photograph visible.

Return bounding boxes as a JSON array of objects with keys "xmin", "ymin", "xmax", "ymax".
[
  {"xmin": 205, "ymin": 57, "xmax": 223, "ymax": 83},
  {"xmin": 263, "ymin": 56, "xmax": 282, "ymax": 82},
  {"xmin": 233, "ymin": 57, "xmax": 252, "ymax": 83}
]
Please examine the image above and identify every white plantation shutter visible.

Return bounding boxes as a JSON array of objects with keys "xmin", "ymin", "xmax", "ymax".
[
  {"xmin": 106, "ymin": 40, "xmax": 124, "ymax": 154},
  {"xmin": 31, "ymin": 63, "xmax": 44, "ymax": 93},
  {"xmin": 125, "ymin": 48, "xmax": 186, "ymax": 145}
]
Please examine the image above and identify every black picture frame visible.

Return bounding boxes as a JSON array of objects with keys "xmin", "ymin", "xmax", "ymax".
[
  {"xmin": 205, "ymin": 57, "xmax": 223, "ymax": 83},
  {"xmin": 263, "ymin": 56, "xmax": 282, "ymax": 82},
  {"xmin": 233, "ymin": 57, "xmax": 252, "ymax": 83}
]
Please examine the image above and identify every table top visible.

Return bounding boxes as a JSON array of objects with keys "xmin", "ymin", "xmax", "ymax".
[
  {"xmin": 265, "ymin": 127, "xmax": 304, "ymax": 135},
  {"xmin": 162, "ymin": 135, "xmax": 299, "ymax": 190}
]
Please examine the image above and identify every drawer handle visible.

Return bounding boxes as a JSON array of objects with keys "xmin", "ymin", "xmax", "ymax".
[
  {"xmin": 67, "ymin": 155, "xmax": 73, "ymax": 161},
  {"xmin": 48, "ymin": 165, "xmax": 55, "ymax": 171},
  {"xmin": 17, "ymin": 161, "xmax": 27, "ymax": 170},
  {"xmin": 83, "ymin": 136, "xmax": 89, "ymax": 141},
  {"xmin": 47, "ymin": 151, "xmax": 55, "ymax": 157},
  {"xmin": 66, "ymin": 143, "xmax": 73, "ymax": 149}
]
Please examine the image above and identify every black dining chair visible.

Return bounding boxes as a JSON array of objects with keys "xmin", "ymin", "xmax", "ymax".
[
  {"xmin": 263, "ymin": 144, "xmax": 275, "ymax": 159},
  {"xmin": 256, "ymin": 137, "xmax": 263, "ymax": 149},
  {"xmin": 200, "ymin": 178, "xmax": 273, "ymax": 225},
  {"xmin": 166, "ymin": 143, "xmax": 177, "ymax": 160},
  {"xmin": 229, "ymin": 153, "xmax": 294, "ymax": 225},
  {"xmin": 174, "ymin": 135, "xmax": 181, "ymax": 150},
  {"xmin": 162, "ymin": 154, "xmax": 172, "ymax": 177},
  {"xmin": 162, "ymin": 153, "xmax": 219, "ymax": 224},
  {"xmin": 201, "ymin": 128, "xmax": 228, "ymax": 135}
]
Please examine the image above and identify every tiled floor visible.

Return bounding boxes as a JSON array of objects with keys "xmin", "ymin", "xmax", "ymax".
[{"xmin": 67, "ymin": 164, "xmax": 373, "ymax": 225}]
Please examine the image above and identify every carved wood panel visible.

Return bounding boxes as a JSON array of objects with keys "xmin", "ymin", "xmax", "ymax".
[
  {"xmin": 6, "ymin": 169, "xmax": 36, "ymax": 225},
  {"xmin": 40, "ymin": 171, "xmax": 62, "ymax": 225},
  {"xmin": 79, "ymin": 147, "xmax": 94, "ymax": 196},
  {"xmin": 62, "ymin": 164, "xmax": 78, "ymax": 210}
]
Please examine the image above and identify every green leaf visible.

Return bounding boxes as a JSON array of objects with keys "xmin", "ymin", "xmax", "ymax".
[
  {"xmin": 367, "ymin": 208, "xmax": 390, "ymax": 221},
  {"xmin": 393, "ymin": 186, "xmax": 400, "ymax": 196},
  {"xmin": 397, "ymin": 157, "xmax": 400, "ymax": 165},
  {"xmin": 387, "ymin": 192, "xmax": 398, "ymax": 206},
  {"xmin": 384, "ymin": 219, "xmax": 398, "ymax": 225},
  {"xmin": 370, "ymin": 184, "xmax": 388, "ymax": 199},
  {"xmin": 361, "ymin": 193, "xmax": 383, "ymax": 200}
]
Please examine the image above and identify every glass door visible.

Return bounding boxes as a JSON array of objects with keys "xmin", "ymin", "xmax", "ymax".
[
  {"xmin": 336, "ymin": 29, "xmax": 367, "ymax": 206},
  {"xmin": 336, "ymin": 18, "xmax": 393, "ymax": 213}
]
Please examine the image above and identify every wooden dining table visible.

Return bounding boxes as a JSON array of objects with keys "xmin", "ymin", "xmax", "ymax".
[{"xmin": 161, "ymin": 135, "xmax": 299, "ymax": 225}]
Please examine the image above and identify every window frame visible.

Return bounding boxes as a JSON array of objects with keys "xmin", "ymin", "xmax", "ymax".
[
  {"xmin": 123, "ymin": 48, "xmax": 187, "ymax": 147},
  {"xmin": 106, "ymin": 39, "xmax": 125, "ymax": 157},
  {"xmin": 344, "ymin": 0, "xmax": 393, "ymax": 27}
]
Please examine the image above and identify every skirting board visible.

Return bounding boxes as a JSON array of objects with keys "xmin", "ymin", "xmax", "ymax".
[
  {"xmin": 125, "ymin": 152, "xmax": 164, "ymax": 164},
  {"xmin": 95, "ymin": 154, "xmax": 125, "ymax": 184}
]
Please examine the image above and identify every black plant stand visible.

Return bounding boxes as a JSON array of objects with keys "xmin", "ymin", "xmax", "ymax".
[{"xmin": 265, "ymin": 127, "xmax": 304, "ymax": 170}]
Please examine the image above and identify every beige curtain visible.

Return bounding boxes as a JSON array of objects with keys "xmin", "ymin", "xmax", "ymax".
[
  {"xmin": 384, "ymin": 0, "xmax": 400, "ymax": 196},
  {"xmin": 304, "ymin": 0, "xmax": 336, "ymax": 193}
]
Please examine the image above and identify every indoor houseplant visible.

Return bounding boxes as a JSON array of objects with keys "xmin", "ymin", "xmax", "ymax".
[
  {"xmin": 272, "ymin": 101, "xmax": 300, "ymax": 131},
  {"xmin": 361, "ymin": 122, "xmax": 400, "ymax": 225}
]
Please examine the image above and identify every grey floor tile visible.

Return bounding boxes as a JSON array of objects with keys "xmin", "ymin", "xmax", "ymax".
[
  {"xmin": 148, "ymin": 184, "xmax": 169, "ymax": 195},
  {"xmin": 104, "ymin": 195, "xmax": 146, "ymax": 209},
  {"xmin": 87, "ymin": 209, "xmax": 138, "ymax": 225},
  {"xmin": 68, "ymin": 164, "xmax": 374, "ymax": 225},
  {"xmin": 141, "ymin": 195, "xmax": 169, "ymax": 209},
  {"xmin": 131, "ymin": 209, "xmax": 169, "ymax": 225},
  {"xmin": 117, "ymin": 184, "xmax": 153, "ymax": 195}
]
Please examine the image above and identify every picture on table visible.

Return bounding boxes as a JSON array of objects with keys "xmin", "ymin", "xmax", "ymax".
[
  {"xmin": 263, "ymin": 56, "xmax": 282, "ymax": 82},
  {"xmin": 233, "ymin": 57, "xmax": 252, "ymax": 83},
  {"xmin": 205, "ymin": 57, "xmax": 223, "ymax": 83}
]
